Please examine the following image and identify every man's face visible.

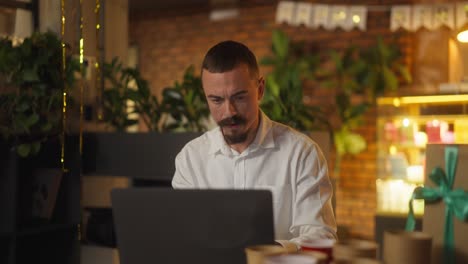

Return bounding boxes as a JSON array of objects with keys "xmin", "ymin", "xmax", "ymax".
[{"xmin": 202, "ymin": 64, "xmax": 264, "ymax": 146}]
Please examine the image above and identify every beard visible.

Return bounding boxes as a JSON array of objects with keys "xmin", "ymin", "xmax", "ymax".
[
  {"xmin": 223, "ymin": 132, "xmax": 248, "ymax": 145},
  {"xmin": 218, "ymin": 115, "xmax": 248, "ymax": 144}
]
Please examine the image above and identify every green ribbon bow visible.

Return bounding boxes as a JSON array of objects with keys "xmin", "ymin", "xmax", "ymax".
[{"xmin": 405, "ymin": 146, "xmax": 468, "ymax": 264}]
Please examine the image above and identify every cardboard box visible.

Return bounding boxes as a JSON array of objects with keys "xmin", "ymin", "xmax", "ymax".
[{"xmin": 423, "ymin": 144, "xmax": 468, "ymax": 264}]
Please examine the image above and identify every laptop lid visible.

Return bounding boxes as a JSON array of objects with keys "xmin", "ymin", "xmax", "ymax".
[{"xmin": 111, "ymin": 188, "xmax": 275, "ymax": 264}]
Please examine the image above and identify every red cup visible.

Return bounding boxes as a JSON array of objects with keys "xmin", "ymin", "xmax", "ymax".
[{"xmin": 300, "ymin": 239, "xmax": 335, "ymax": 263}]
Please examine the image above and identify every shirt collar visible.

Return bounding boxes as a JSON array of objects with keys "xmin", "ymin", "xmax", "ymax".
[
  {"xmin": 249, "ymin": 111, "xmax": 275, "ymax": 151},
  {"xmin": 207, "ymin": 110, "xmax": 276, "ymax": 156}
]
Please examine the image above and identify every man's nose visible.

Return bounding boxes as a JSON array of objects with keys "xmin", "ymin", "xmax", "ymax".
[{"xmin": 224, "ymin": 100, "xmax": 237, "ymax": 116}]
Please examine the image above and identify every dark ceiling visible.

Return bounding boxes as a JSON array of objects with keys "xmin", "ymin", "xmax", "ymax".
[
  {"xmin": 129, "ymin": 0, "xmax": 211, "ymax": 12},
  {"xmin": 128, "ymin": 0, "xmax": 276, "ymax": 12}
]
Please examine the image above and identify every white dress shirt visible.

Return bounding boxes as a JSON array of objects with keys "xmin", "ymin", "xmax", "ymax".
[{"xmin": 172, "ymin": 111, "xmax": 337, "ymax": 244}]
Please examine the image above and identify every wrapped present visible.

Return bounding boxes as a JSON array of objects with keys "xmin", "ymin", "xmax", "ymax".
[
  {"xmin": 406, "ymin": 144, "xmax": 468, "ymax": 264},
  {"xmin": 383, "ymin": 230, "xmax": 432, "ymax": 264}
]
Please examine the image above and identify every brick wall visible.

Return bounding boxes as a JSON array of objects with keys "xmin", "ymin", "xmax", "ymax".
[{"xmin": 129, "ymin": 0, "xmax": 437, "ymax": 240}]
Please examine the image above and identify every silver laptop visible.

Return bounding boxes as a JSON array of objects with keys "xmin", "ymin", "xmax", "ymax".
[{"xmin": 111, "ymin": 188, "xmax": 275, "ymax": 264}]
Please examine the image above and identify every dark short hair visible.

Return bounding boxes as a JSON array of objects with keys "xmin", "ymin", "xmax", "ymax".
[{"xmin": 201, "ymin": 40, "xmax": 259, "ymax": 79}]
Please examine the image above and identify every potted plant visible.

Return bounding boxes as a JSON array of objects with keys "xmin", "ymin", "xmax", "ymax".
[
  {"xmin": 102, "ymin": 60, "xmax": 210, "ymax": 133},
  {"xmin": 0, "ymin": 32, "xmax": 81, "ymax": 247},
  {"xmin": 0, "ymin": 31, "xmax": 80, "ymax": 157},
  {"xmin": 102, "ymin": 58, "xmax": 162, "ymax": 132},
  {"xmin": 260, "ymin": 30, "xmax": 411, "ymax": 177},
  {"xmin": 260, "ymin": 29, "xmax": 330, "ymax": 132},
  {"xmin": 160, "ymin": 65, "xmax": 211, "ymax": 132},
  {"xmin": 83, "ymin": 61, "xmax": 207, "ymax": 181},
  {"xmin": 316, "ymin": 36, "xmax": 412, "ymax": 177}
]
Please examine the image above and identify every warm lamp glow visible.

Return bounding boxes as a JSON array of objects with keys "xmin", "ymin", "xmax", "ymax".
[
  {"xmin": 352, "ymin": 15, "xmax": 361, "ymax": 24},
  {"xmin": 402, "ymin": 118, "xmax": 411, "ymax": 127},
  {"xmin": 389, "ymin": 145, "xmax": 397, "ymax": 155},
  {"xmin": 457, "ymin": 29, "xmax": 468, "ymax": 43}
]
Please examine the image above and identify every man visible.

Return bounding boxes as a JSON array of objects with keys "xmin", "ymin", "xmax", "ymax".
[{"xmin": 172, "ymin": 40, "xmax": 337, "ymax": 249}]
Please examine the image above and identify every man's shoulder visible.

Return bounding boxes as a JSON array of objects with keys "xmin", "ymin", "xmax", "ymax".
[
  {"xmin": 270, "ymin": 121, "xmax": 316, "ymax": 146},
  {"xmin": 179, "ymin": 129, "xmax": 216, "ymax": 155}
]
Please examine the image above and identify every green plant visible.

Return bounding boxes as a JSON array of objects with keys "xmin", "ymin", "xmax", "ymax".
[
  {"xmin": 259, "ymin": 30, "xmax": 411, "ymax": 179},
  {"xmin": 102, "ymin": 58, "xmax": 162, "ymax": 131},
  {"xmin": 102, "ymin": 61, "xmax": 210, "ymax": 133},
  {"xmin": 160, "ymin": 65, "xmax": 210, "ymax": 132},
  {"xmin": 316, "ymin": 37, "xmax": 411, "ymax": 176},
  {"xmin": 317, "ymin": 46, "xmax": 369, "ymax": 158},
  {"xmin": 360, "ymin": 36, "xmax": 412, "ymax": 100},
  {"xmin": 260, "ymin": 29, "xmax": 329, "ymax": 132},
  {"xmin": 0, "ymin": 31, "xmax": 79, "ymax": 157}
]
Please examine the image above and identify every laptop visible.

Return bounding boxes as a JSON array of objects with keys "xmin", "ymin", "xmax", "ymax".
[{"xmin": 111, "ymin": 188, "xmax": 275, "ymax": 264}]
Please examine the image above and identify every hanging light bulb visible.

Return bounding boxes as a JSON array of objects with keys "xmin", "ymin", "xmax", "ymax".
[{"xmin": 457, "ymin": 29, "xmax": 468, "ymax": 43}]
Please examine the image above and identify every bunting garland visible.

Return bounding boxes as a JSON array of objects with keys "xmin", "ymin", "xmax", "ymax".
[{"xmin": 276, "ymin": 1, "xmax": 468, "ymax": 32}]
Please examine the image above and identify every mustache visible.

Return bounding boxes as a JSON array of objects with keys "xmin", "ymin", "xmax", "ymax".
[{"xmin": 218, "ymin": 115, "xmax": 246, "ymax": 127}]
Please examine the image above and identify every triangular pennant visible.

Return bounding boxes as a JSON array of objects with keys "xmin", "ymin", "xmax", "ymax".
[
  {"xmin": 412, "ymin": 5, "xmax": 434, "ymax": 30},
  {"xmin": 276, "ymin": 1, "xmax": 296, "ymax": 25},
  {"xmin": 312, "ymin": 4, "xmax": 329, "ymax": 29},
  {"xmin": 328, "ymin": 5, "xmax": 348, "ymax": 30},
  {"xmin": 294, "ymin": 2, "xmax": 314, "ymax": 27},
  {"xmin": 348, "ymin": 6, "xmax": 367, "ymax": 31},
  {"xmin": 391, "ymin": 5, "xmax": 412, "ymax": 31},
  {"xmin": 456, "ymin": 2, "xmax": 468, "ymax": 29},
  {"xmin": 433, "ymin": 4, "xmax": 455, "ymax": 29}
]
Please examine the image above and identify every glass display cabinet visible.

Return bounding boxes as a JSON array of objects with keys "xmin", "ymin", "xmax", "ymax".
[{"xmin": 376, "ymin": 94, "xmax": 468, "ymax": 216}]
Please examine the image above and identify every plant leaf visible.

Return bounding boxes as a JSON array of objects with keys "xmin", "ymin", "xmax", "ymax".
[
  {"xmin": 27, "ymin": 113, "xmax": 39, "ymax": 126},
  {"xmin": 22, "ymin": 69, "xmax": 40, "ymax": 82},
  {"xmin": 272, "ymin": 29, "xmax": 289, "ymax": 60},
  {"xmin": 31, "ymin": 141, "xmax": 41, "ymax": 155},
  {"xmin": 17, "ymin": 144, "xmax": 31, "ymax": 157}
]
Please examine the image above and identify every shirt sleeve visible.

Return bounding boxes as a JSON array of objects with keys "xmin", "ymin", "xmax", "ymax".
[
  {"xmin": 171, "ymin": 148, "xmax": 195, "ymax": 189},
  {"xmin": 289, "ymin": 143, "xmax": 337, "ymax": 244}
]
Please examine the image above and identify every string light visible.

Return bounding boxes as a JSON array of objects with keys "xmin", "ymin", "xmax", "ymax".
[
  {"xmin": 95, "ymin": 0, "xmax": 103, "ymax": 120},
  {"xmin": 79, "ymin": 0, "xmax": 84, "ymax": 155},
  {"xmin": 78, "ymin": 0, "xmax": 85, "ymax": 242},
  {"xmin": 60, "ymin": 0, "xmax": 67, "ymax": 172}
]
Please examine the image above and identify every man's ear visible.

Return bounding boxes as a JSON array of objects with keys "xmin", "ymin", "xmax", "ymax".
[{"xmin": 257, "ymin": 76, "xmax": 265, "ymax": 101}]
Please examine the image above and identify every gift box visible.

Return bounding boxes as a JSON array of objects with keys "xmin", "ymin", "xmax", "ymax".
[{"xmin": 422, "ymin": 144, "xmax": 468, "ymax": 264}]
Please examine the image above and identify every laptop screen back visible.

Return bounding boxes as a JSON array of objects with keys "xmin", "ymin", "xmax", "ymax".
[{"xmin": 111, "ymin": 188, "xmax": 275, "ymax": 264}]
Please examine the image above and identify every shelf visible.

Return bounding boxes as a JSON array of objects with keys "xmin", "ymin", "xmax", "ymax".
[
  {"xmin": 376, "ymin": 94, "xmax": 468, "ymax": 219},
  {"xmin": 378, "ymin": 114, "xmax": 467, "ymax": 123},
  {"xmin": 377, "ymin": 94, "xmax": 468, "ymax": 105},
  {"xmin": 377, "ymin": 142, "xmax": 426, "ymax": 149},
  {"xmin": 376, "ymin": 212, "xmax": 423, "ymax": 218},
  {"xmin": 16, "ymin": 223, "xmax": 78, "ymax": 237}
]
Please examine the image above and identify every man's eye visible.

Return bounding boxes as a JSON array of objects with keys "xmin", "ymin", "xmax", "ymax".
[
  {"xmin": 234, "ymin": 95, "xmax": 245, "ymax": 101},
  {"xmin": 211, "ymin": 98, "xmax": 222, "ymax": 104}
]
